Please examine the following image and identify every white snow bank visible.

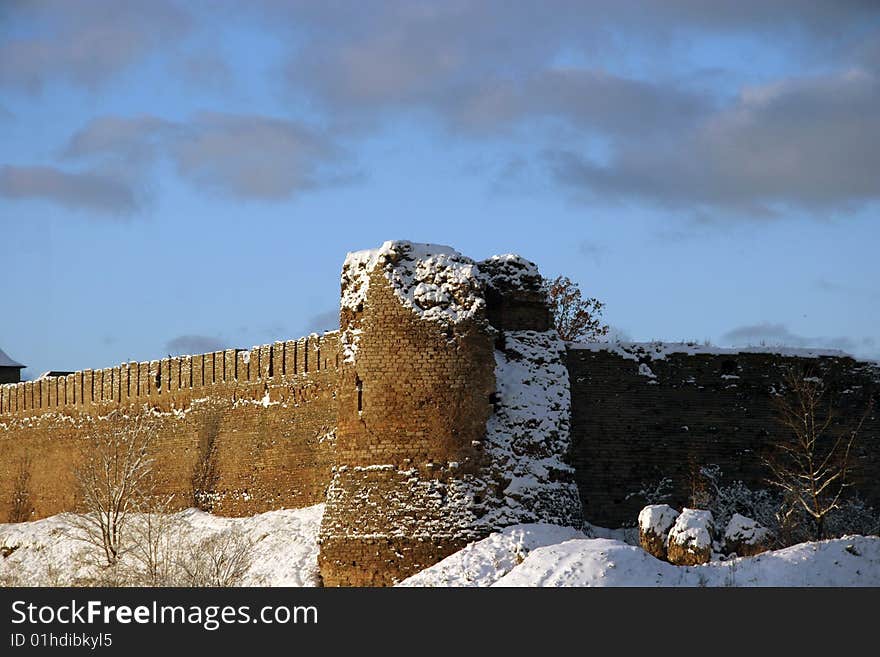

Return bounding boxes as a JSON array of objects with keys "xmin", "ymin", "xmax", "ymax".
[
  {"xmin": 397, "ymin": 523, "xmax": 586, "ymax": 587},
  {"xmin": 0, "ymin": 505, "xmax": 324, "ymax": 587},
  {"xmin": 492, "ymin": 535, "xmax": 880, "ymax": 587},
  {"xmin": 638, "ymin": 505, "xmax": 679, "ymax": 537},
  {"xmin": 724, "ymin": 513, "xmax": 769, "ymax": 547},
  {"xmin": 404, "ymin": 525, "xmax": 880, "ymax": 587}
]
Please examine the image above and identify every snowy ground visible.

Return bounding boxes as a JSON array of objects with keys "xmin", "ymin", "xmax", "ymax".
[
  {"xmin": 0, "ymin": 505, "xmax": 323, "ymax": 587},
  {"xmin": 400, "ymin": 524, "xmax": 880, "ymax": 587},
  {"xmin": 1, "ymin": 509, "xmax": 877, "ymax": 586}
]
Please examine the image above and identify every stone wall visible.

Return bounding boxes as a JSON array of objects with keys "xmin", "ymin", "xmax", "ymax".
[
  {"xmin": 0, "ymin": 333, "xmax": 340, "ymax": 521},
  {"xmin": 318, "ymin": 243, "xmax": 581, "ymax": 586},
  {"xmin": 3, "ymin": 240, "xmax": 879, "ymax": 584},
  {"xmin": 567, "ymin": 343, "xmax": 880, "ymax": 528},
  {"xmin": 319, "ymin": 244, "xmax": 498, "ymax": 586}
]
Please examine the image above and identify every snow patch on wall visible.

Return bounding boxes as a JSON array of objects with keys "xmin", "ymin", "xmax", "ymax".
[{"xmin": 475, "ymin": 330, "xmax": 583, "ymax": 529}]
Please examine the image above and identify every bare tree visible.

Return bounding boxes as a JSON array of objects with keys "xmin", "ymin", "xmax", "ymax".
[
  {"xmin": 765, "ymin": 367, "xmax": 873, "ymax": 541},
  {"xmin": 191, "ymin": 411, "xmax": 221, "ymax": 511},
  {"xmin": 177, "ymin": 531, "xmax": 253, "ymax": 587},
  {"xmin": 70, "ymin": 412, "xmax": 157, "ymax": 566},
  {"xmin": 544, "ymin": 275, "xmax": 609, "ymax": 342},
  {"xmin": 126, "ymin": 491, "xmax": 180, "ymax": 586},
  {"xmin": 7, "ymin": 455, "xmax": 33, "ymax": 523}
]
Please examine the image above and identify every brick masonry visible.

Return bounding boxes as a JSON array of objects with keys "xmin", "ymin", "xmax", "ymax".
[
  {"xmin": 0, "ymin": 335, "xmax": 339, "ymax": 519},
  {"xmin": 567, "ymin": 345, "xmax": 880, "ymax": 527},
  {"xmin": 2, "ymin": 242, "xmax": 879, "ymax": 586}
]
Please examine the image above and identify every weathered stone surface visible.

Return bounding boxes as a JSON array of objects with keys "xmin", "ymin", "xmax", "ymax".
[
  {"xmin": 2, "ymin": 240, "xmax": 879, "ymax": 587},
  {"xmin": 638, "ymin": 504, "xmax": 679, "ymax": 561},
  {"xmin": 724, "ymin": 513, "xmax": 771, "ymax": 557},
  {"xmin": 667, "ymin": 508, "xmax": 715, "ymax": 566},
  {"xmin": 567, "ymin": 344, "xmax": 880, "ymax": 528},
  {"xmin": 319, "ymin": 242, "xmax": 582, "ymax": 586},
  {"xmin": 0, "ymin": 335, "xmax": 339, "ymax": 521}
]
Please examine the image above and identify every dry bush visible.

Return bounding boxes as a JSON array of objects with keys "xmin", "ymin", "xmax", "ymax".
[
  {"xmin": 544, "ymin": 275, "xmax": 609, "ymax": 342},
  {"xmin": 125, "ymin": 494, "xmax": 182, "ymax": 586},
  {"xmin": 68, "ymin": 411, "xmax": 157, "ymax": 566},
  {"xmin": 766, "ymin": 367, "xmax": 873, "ymax": 540},
  {"xmin": 176, "ymin": 531, "xmax": 253, "ymax": 587}
]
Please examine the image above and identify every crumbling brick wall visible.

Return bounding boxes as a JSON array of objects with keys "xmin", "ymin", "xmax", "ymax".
[
  {"xmin": 567, "ymin": 344, "xmax": 880, "ymax": 528},
  {"xmin": 318, "ymin": 243, "xmax": 582, "ymax": 586},
  {"xmin": 0, "ymin": 334, "xmax": 340, "ymax": 521},
  {"xmin": 318, "ymin": 246, "xmax": 497, "ymax": 586}
]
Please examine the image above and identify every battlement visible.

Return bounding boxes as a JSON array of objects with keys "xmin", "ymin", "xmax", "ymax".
[
  {"xmin": 1, "ymin": 240, "xmax": 878, "ymax": 587},
  {"xmin": 0, "ymin": 332, "xmax": 340, "ymax": 419}
]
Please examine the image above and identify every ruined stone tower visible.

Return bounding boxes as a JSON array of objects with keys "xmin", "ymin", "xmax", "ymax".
[{"xmin": 317, "ymin": 241, "xmax": 583, "ymax": 585}]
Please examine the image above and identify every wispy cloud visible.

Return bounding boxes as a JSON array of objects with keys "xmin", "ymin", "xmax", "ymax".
[
  {"xmin": 0, "ymin": 165, "xmax": 137, "ymax": 214},
  {"xmin": 0, "ymin": 111, "xmax": 354, "ymax": 215},
  {"xmin": 0, "ymin": 0, "xmax": 190, "ymax": 92},
  {"xmin": 304, "ymin": 309, "xmax": 339, "ymax": 334},
  {"xmin": 720, "ymin": 322, "xmax": 878, "ymax": 359},
  {"xmin": 165, "ymin": 334, "xmax": 228, "ymax": 356}
]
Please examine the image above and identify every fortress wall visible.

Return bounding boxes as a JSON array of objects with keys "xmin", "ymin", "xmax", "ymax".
[
  {"xmin": 0, "ymin": 332, "xmax": 341, "ymax": 521},
  {"xmin": 567, "ymin": 345, "xmax": 880, "ymax": 528},
  {"xmin": 319, "ymin": 264, "xmax": 495, "ymax": 586}
]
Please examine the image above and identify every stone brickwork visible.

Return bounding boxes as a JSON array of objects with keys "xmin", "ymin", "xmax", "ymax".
[
  {"xmin": 567, "ymin": 343, "xmax": 880, "ymax": 528},
  {"xmin": 3, "ymin": 240, "xmax": 879, "ymax": 586},
  {"xmin": 318, "ymin": 242, "xmax": 581, "ymax": 586},
  {"xmin": 0, "ymin": 334, "xmax": 340, "ymax": 520}
]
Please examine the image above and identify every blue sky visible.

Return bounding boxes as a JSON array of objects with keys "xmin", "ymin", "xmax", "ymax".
[{"xmin": 1, "ymin": 1, "xmax": 879, "ymax": 378}]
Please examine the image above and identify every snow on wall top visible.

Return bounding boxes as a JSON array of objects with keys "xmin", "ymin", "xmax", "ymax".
[
  {"xmin": 341, "ymin": 241, "xmax": 485, "ymax": 325},
  {"xmin": 477, "ymin": 254, "xmax": 544, "ymax": 294},
  {"xmin": 569, "ymin": 340, "xmax": 857, "ymax": 362}
]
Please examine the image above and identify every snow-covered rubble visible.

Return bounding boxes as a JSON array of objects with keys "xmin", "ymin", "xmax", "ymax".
[
  {"xmin": 340, "ymin": 240, "xmax": 485, "ymax": 324},
  {"xmin": 638, "ymin": 504, "xmax": 679, "ymax": 537},
  {"xmin": 724, "ymin": 513, "xmax": 771, "ymax": 556},
  {"xmin": 666, "ymin": 508, "xmax": 715, "ymax": 565},
  {"xmin": 339, "ymin": 241, "xmax": 486, "ymax": 363}
]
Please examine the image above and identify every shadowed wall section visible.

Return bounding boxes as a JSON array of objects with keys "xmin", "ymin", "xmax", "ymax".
[{"xmin": 567, "ymin": 344, "xmax": 880, "ymax": 528}]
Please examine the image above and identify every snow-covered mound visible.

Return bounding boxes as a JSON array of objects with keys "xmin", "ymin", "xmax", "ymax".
[
  {"xmin": 0, "ymin": 505, "xmax": 324, "ymax": 587},
  {"xmin": 398, "ymin": 524, "xmax": 585, "ymax": 587},
  {"xmin": 401, "ymin": 525, "xmax": 880, "ymax": 587},
  {"xmin": 638, "ymin": 504, "xmax": 679, "ymax": 537}
]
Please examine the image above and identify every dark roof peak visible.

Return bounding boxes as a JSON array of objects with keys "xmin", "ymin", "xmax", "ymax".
[{"xmin": 0, "ymin": 347, "xmax": 25, "ymax": 369}]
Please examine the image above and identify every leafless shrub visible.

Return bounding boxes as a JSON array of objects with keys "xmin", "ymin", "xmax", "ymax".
[
  {"xmin": 7, "ymin": 455, "xmax": 33, "ymax": 523},
  {"xmin": 126, "ymin": 494, "xmax": 181, "ymax": 586},
  {"xmin": 68, "ymin": 412, "xmax": 157, "ymax": 566},
  {"xmin": 177, "ymin": 531, "xmax": 253, "ymax": 587},
  {"xmin": 765, "ymin": 366, "xmax": 873, "ymax": 540}
]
